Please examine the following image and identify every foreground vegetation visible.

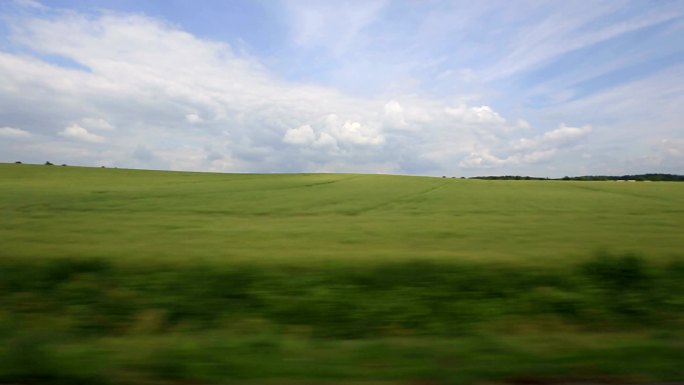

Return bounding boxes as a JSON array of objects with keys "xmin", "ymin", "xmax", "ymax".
[
  {"xmin": 2, "ymin": 254, "xmax": 684, "ymax": 384},
  {"xmin": 1, "ymin": 163, "xmax": 684, "ymax": 384}
]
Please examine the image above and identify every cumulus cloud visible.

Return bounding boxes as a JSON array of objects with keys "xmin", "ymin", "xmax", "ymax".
[
  {"xmin": 283, "ymin": 124, "xmax": 316, "ymax": 145},
  {"xmin": 513, "ymin": 124, "xmax": 592, "ymax": 151},
  {"xmin": 542, "ymin": 124, "xmax": 592, "ymax": 143},
  {"xmin": 0, "ymin": 126, "xmax": 32, "ymax": 139},
  {"xmin": 331, "ymin": 121, "xmax": 384, "ymax": 145},
  {"xmin": 59, "ymin": 124, "xmax": 105, "ymax": 143},
  {"xmin": 460, "ymin": 124, "xmax": 592, "ymax": 168},
  {"xmin": 0, "ymin": 6, "xmax": 588, "ymax": 176},
  {"xmin": 313, "ymin": 132, "xmax": 338, "ymax": 148},
  {"xmin": 444, "ymin": 105, "xmax": 505, "ymax": 124},
  {"xmin": 283, "ymin": 116, "xmax": 383, "ymax": 148}
]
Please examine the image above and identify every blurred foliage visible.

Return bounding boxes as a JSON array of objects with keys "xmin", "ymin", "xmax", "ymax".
[
  {"xmin": 2, "ymin": 253, "xmax": 683, "ymax": 338},
  {"xmin": 1, "ymin": 253, "xmax": 683, "ymax": 384}
]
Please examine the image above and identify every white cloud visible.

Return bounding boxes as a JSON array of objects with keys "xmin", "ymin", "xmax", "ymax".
[
  {"xmin": 0, "ymin": 7, "xmax": 604, "ymax": 176},
  {"xmin": 542, "ymin": 124, "xmax": 592, "ymax": 142},
  {"xmin": 59, "ymin": 124, "xmax": 105, "ymax": 143},
  {"xmin": 383, "ymin": 100, "xmax": 407, "ymax": 129},
  {"xmin": 513, "ymin": 124, "xmax": 592, "ymax": 151},
  {"xmin": 283, "ymin": 124, "xmax": 316, "ymax": 145},
  {"xmin": 516, "ymin": 119, "xmax": 531, "ymax": 130},
  {"xmin": 0, "ymin": 126, "xmax": 32, "ymax": 139},
  {"xmin": 185, "ymin": 113, "xmax": 203, "ymax": 124},
  {"xmin": 444, "ymin": 104, "xmax": 505, "ymax": 124},
  {"xmin": 331, "ymin": 120, "xmax": 384, "ymax": 145},
  {"xmin": 312, "ymin": 132, "xmax": 338, "ymax": 148},
  {"xmin": 483, "ymin": 3, "xmax": 684, "ymax": 80},
  {"xmin": 460, "ymin": 148, "xmax": 557, "ymax": 168},
  {"xmin": 284, "ymin": 117, "xmax": 383, "ymax": 148},
  {"xmin": 80, "ymin": 117, "xmax": 114, "ymax": 130},
  {"xmin": 660, "ymin": 138, "xmax": 684, "ymax": 157},
  {"xmin": 460, "ymin": 124, "xmax": 591, "ymax": 169}
]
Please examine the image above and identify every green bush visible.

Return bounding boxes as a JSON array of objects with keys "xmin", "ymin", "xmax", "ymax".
[{"xmin": 1, "ymin": 253, "xmax": 683, "ymax": 338}]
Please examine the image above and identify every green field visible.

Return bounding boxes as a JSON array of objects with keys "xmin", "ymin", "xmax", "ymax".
[
  {"xmin": 1, "ymin": 163, "xmax": 684, "ymax": 384},
  {"xmin": 2, "ymin": 164, "xmax": 683, "ymax": 265}
]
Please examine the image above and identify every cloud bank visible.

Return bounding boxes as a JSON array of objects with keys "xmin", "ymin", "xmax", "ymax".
[{"xmin": 1, "ymin": 2, "xmax": 680, "ymax": 176}]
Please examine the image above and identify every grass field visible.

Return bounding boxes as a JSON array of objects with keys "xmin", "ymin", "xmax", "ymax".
[
  {"xmin": 1, "ymin": 163, "xmax": 684, "ymax": 384},
  {"xmin": 2, "ymin": 164, "xmax": 683, "ymax": 265}
]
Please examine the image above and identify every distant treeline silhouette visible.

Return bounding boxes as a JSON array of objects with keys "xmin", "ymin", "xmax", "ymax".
[{"xmin": 470, "ymin": 173, "xmax": 684, "ymax": 181}]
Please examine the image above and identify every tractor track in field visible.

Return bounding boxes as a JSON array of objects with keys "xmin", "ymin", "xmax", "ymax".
[{"xmin": 343, "ymin": 181, "xmax": 450, "ymax": 215}]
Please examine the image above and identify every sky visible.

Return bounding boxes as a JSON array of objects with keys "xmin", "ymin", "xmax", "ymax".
[{"xmin": 0, "ymin": 0, "xmax": 683, "ymax": 177}]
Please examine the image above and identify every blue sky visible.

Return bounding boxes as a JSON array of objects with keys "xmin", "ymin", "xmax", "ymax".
[{"xmin": 1, "ymin": 0, "xmax": 683, "ymax": 176}]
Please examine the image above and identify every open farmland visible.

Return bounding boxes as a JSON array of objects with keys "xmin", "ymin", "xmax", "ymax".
[
  {"xmin": 2, "ymin": 163, "xmax": 683, "ymax": 265},
  {"xmin": 1, "ymin": 163, "xmax": 684, "ymax": 384}
]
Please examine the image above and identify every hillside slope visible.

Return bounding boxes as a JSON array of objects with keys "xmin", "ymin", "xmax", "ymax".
[{"xmin": 2, "ymin": 163, "xmax": 683, "ymax": 265}]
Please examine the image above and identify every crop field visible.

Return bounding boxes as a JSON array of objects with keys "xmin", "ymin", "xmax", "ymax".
[
  {"xmin": 1, "ymin": 163, "xmax": 684, "ymax": 384},
  {"xmin": 2, "ymin": 163, "xmax": 683, "ymax": 265}
]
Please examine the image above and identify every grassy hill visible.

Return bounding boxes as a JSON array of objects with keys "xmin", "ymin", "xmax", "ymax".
[
  {"xmin": 1, "ymin": 163, "xmax": 683, "ymax": 385},
  {"xmin": 2, "ymin": 163, "xmax": 683, "ymax": 265}
]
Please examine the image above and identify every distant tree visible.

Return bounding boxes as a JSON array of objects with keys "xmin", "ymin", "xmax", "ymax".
[
  {"xmin": 14, "ymin": 161, "xmax": 21, "ymax": 164},
  {"xmin": 45, "ymin": 161, "xmax": 53, "ymax": 166}
]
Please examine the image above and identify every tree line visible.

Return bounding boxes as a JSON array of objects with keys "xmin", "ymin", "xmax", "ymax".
[{"xmin": 470, "ymin": 173, "xmax": 684, "ymax": 181}]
